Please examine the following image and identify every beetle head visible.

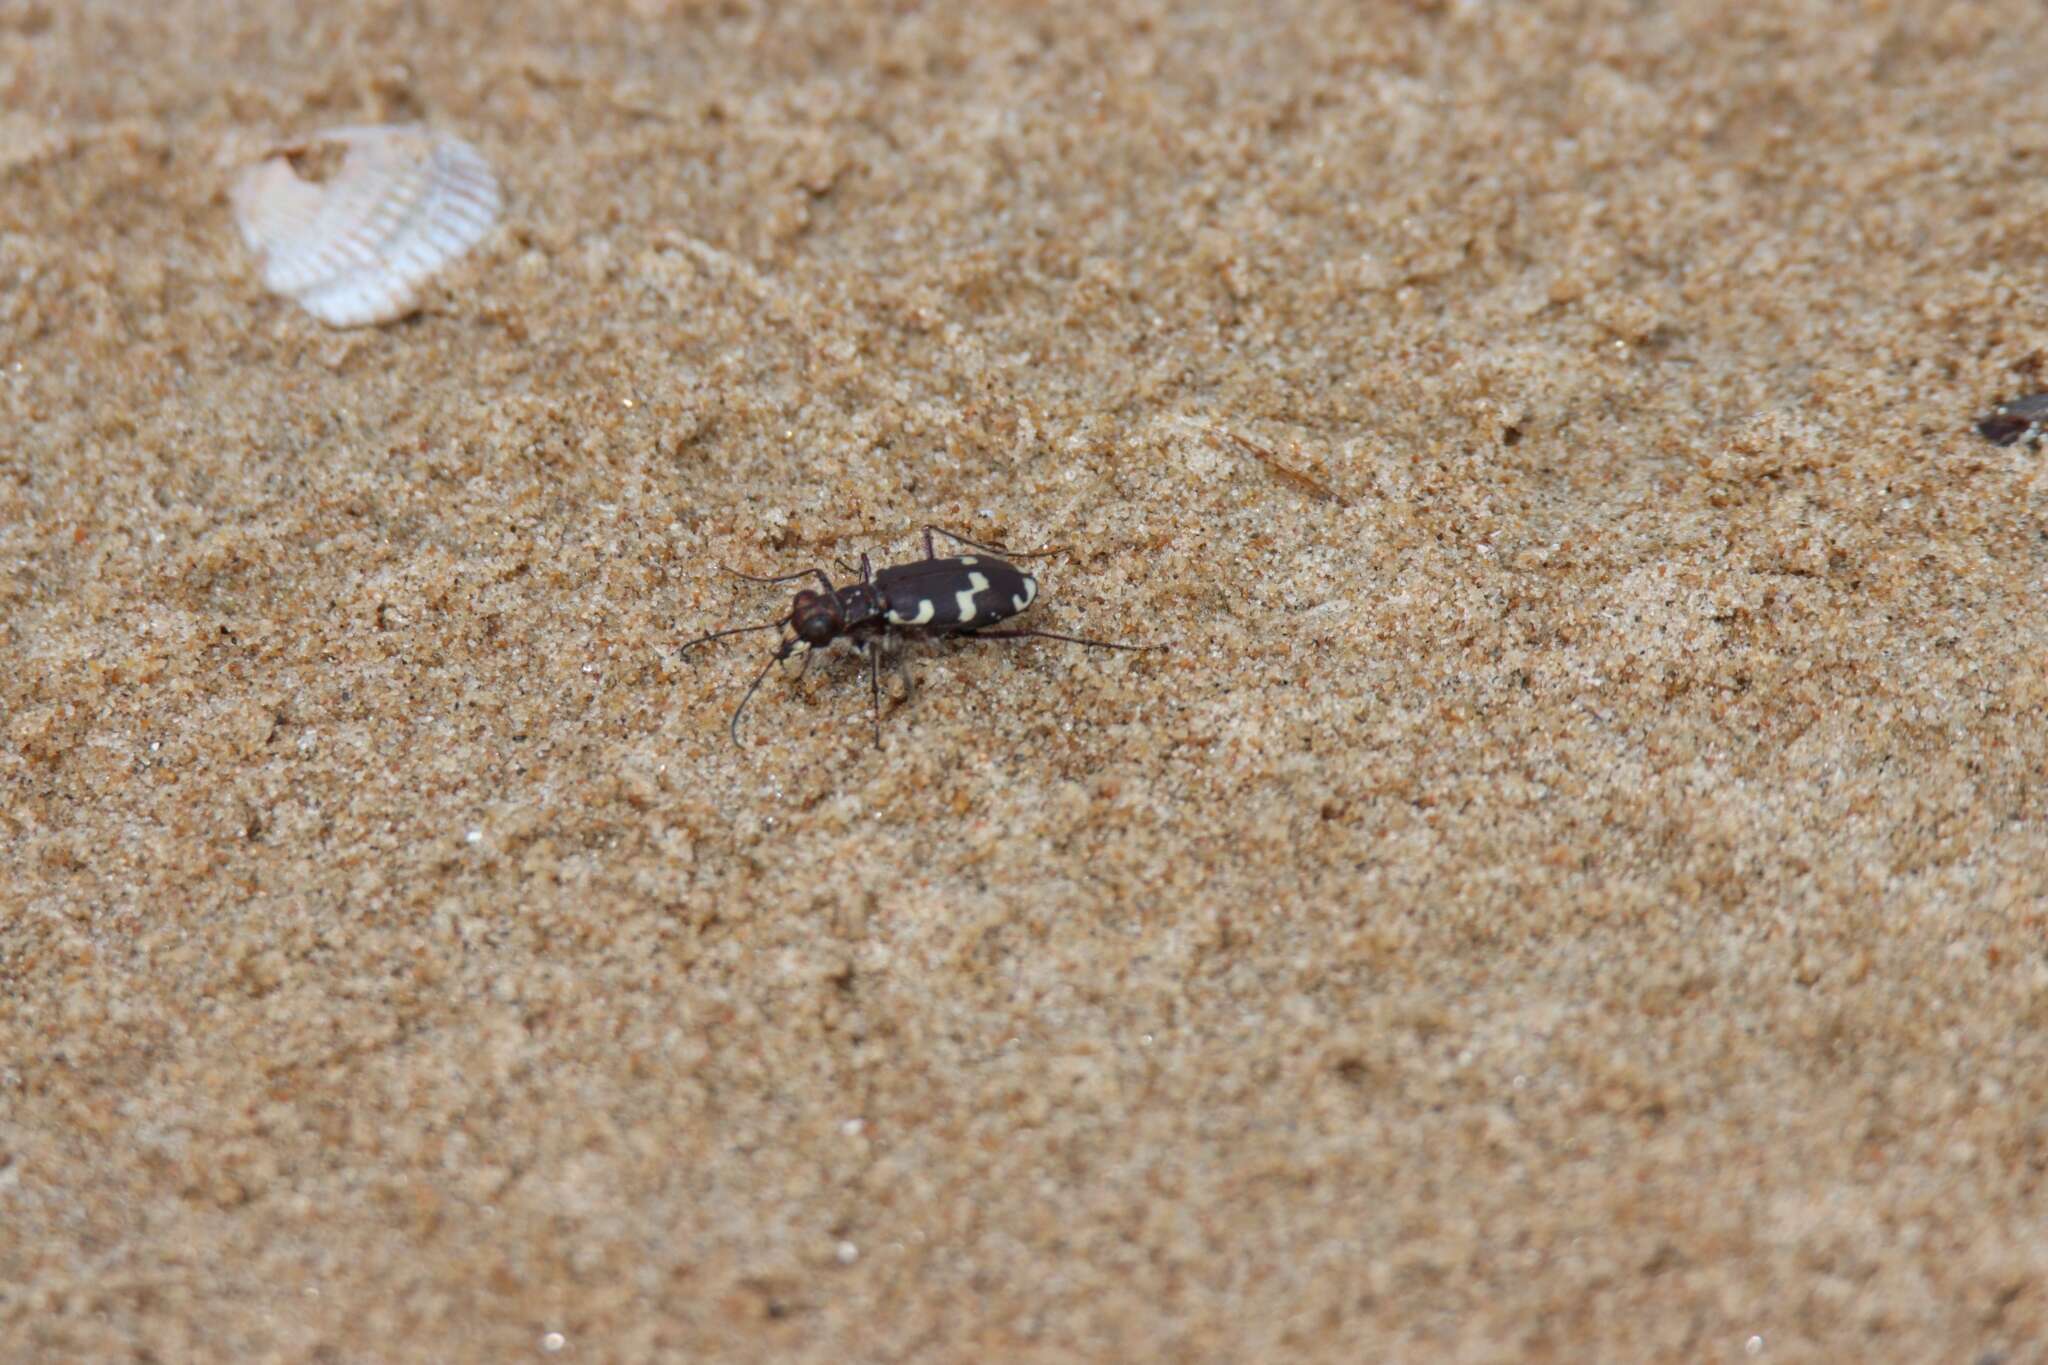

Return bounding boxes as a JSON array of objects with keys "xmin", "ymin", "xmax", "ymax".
[{"xmin": 791, "ymin": 589, "xmax": 841, "ymax": 646}]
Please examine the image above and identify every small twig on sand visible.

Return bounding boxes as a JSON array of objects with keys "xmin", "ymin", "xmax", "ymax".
[{"xmin": 1186, "ymin": 422, "xmax": 1352, "ymax": 507}]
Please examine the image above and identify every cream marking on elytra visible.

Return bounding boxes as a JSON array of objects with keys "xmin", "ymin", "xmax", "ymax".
[
  {"xmin": 954, "ymin": 571, "xmax": 990, "ymax": 624},
  {"xmin": 890, "ymin": 598, "xmax": 937, "ymax": 626}
]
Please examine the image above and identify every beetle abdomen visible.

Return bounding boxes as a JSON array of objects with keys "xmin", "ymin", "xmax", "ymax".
[{"xmin": 878, "ymin": 555, "xmax": 1037, "ymax": 628}]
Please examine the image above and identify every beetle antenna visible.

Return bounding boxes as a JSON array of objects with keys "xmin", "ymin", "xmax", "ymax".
[
  {"xmin": 679, "ymin": 615, "xmax": 790, "ymax": 655},
  {"xmin": 723, "ymin": 564, "xmax": 834, "ymax": 587},
  {"xmin": 729, "ymin": 640, "xmax": 799, "ymax": 746}
]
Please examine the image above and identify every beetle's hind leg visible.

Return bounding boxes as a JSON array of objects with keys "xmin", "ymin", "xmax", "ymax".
[
  {"xmin": 954, "ymin": 626, "xmax": 1164, "ymax": 652},
  {"xmin": 922, "ymin": 525, "xmax": 1064, "ymax": 561}
]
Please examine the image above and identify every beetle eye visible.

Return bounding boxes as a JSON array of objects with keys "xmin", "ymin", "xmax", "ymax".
[{"xmin": 795, "ymin": 605, "xmax": 835, "ymax": 643}]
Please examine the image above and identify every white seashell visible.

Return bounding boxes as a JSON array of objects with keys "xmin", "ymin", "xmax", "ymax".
[{"xmin": 230, "ymin": 125, "xmax": 500, "ymax": 327}]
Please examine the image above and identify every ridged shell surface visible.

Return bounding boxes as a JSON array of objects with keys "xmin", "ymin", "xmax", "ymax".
[{"xmin": 231, "ymin": 125, "xmax": 500, "ymax": 327}]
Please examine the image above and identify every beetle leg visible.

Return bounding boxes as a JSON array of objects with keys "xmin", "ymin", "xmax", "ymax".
[
  {"xmin": 955, "ymin": 627, "xmax": 1164, "ymax": 652},
  {"xmin": 922, "ymin": 525, "xmax": 1065, "ymax": 560},
  {"xmin": 867, "ymin": 640, "xmax": 884, "ymax": 749},
  {"xmin": 893, "ymin": 649, "xmax": 916, "ymax": 704}
]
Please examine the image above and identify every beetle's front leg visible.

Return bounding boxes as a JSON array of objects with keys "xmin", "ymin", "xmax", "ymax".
[
  {"xmin": 867, "ymin": 639, "xmax": 883, "ymax": 748},
  {"xmin": 891, "ymin": 649, "xmax": 916, "ymax": 706}
]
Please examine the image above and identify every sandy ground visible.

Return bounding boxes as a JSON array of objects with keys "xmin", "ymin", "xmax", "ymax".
[{"xmin": 7, "ymin": 0, "xmax": 2048, "ymax": 1359}]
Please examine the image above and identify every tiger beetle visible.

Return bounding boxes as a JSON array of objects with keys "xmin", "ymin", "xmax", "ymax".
[{"xmin": 678, "ymin": 526, "xmax": 1165, "ymax": 748}]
